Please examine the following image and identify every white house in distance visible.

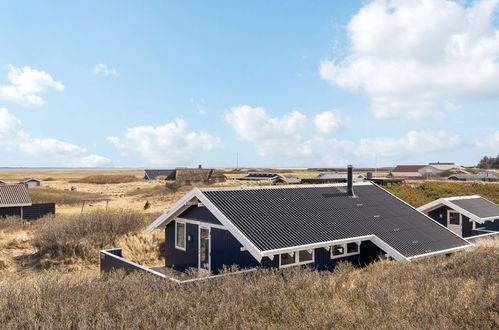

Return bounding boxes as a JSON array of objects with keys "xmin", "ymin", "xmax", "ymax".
[
  {"xmin": 391, "ymin": 165, "xmax": 442, "ymax": 177},
  {"xmin": 428, "ymin": 162, "xmax": 462, "ymax": 171}
]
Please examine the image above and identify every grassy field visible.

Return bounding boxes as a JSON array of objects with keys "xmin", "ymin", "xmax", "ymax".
[
  {"xmin": 0, "ymin": 169, "xmax": 498, "ymax": 328},
  {"xmin": 0, "ymin": 237, "xmax": 497, "ymax": 328}
]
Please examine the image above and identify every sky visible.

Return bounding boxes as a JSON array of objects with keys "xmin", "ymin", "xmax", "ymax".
[{"xmin": 0, "ymin": 0, "xmax": 498, "ymax": 168}]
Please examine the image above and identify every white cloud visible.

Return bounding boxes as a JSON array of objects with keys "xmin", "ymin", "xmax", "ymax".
[
  {"xmin": 474, "ymin": 130, "xmax": 499, "ymax": 151},
  {"xmin": 225, "ymin": 105, "xmax": 461, "ymax": 166},
  {"xmin": 107, "ymin": 119, "xmax": 222, "ymax": 165},
  {"xmin": 314, "ymin": 111, "xmax": 348, "ymax": 134},
  {"xmin": 320, "ymin": 0, "xmax": 499, "ymax": 120},
  {"xmin": 0, "ymin": 65, "xmax": 64, "ymax": 106},
  {"xmin": 225, "ymin": 105, "xmax": 309, "ymax": 158},
  {"xmin": 0, "ymin": 108, "xmax": 111, "ymax": 166},
  {"xmin": 70, "ymin": 154, "xmax": 113, "ymax": 167},
  {"xmin": 93, "ymin": 63, "xmax": 118, "ymax": 76},
  {"xmin": 19, "ymin": 138, "xmax": 86, "ymax": 157}
]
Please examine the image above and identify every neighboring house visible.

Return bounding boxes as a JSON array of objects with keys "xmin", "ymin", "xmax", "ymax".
[
  {"xmin": 390, "ymin": 165, "xmax": 442, "ymax": 177},
  {"xmin": 448, "ymin": 173, "xmax": 497, "ymax": 182},
  {"xmin": 237, "ymin": 172, "xmax": 282, "ymax": 181},
  {"xmin": 144, "ymin": 169, "xmax": 176, "ymax": 180},
  {"xmin": 302, "ymin": 172, "xmax": 364, "ymax": 184},
  {"xmin": 237, "ymin": 172, "xmax": 301, "ymax": 184},
  {"xmin": 428, "ymin": 162, "xmax": 462, "ymax": 171},
  {"xmin": 175, "ymin": 168, "xmax": 226, "ymax": 186},
  {"xmin": 0, "ymin": 180, "xmax": 7, "ymax": 184},
  {"xmin": 0, "ymin": 184, "xmax": 55, "ymax": 220},
  {"xmin": 146, "ymin": 169, "xmax": 470, "ymax": 275},
  {"xmin": 20, "ymin": 178, "xmax": 41, "ymax": 188},
  {"xmin": 418, "ymin": 196, "xmax": 499, "ymax": 238}
]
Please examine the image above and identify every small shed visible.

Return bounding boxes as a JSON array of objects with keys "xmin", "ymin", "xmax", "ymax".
[
  {"xmin": 418, "ymin": 196, "xmax": 499, "ymax": 238},
  {"xmin": 0, "ymin": 184, "xmax": 55, "ymax": 220},
  {"xmin": 20, "ymin": 178, "xmax": 41, "ymax": 188}
]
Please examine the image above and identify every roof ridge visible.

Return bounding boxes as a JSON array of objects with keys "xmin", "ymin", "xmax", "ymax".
[{"xmin": 199, "ymin": 181, "xmax": 373, "ymax": 192}]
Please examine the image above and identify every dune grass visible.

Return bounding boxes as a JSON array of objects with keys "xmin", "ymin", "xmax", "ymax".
[
  {"xmin": 386, "ymin": 181, "xmax": 499, "ymax": 207},
  {"xmin": 69, "ymin": 174, "xmax": 140, "ymax": 184},
  {"xmin": 0, "ymin": 238, "xmax": 497, "ymax": 328},
  {"xmin": 28, "ymin": 187, "xmax": 106, "ymax": 205},
  {"xmin": 33, "ymin": 210, "xmax": 148, "ymax": 263}
]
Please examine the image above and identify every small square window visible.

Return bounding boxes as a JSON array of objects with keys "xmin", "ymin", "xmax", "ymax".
[
  {"xmin": 299, "ymin": 250, "xmax": 313, "ymax": 262},
  {"xmin": 280, "ymin": 253, "xmax": 295, "ymax": 266},
  {"xmin": 347, "ymin": 242, "xmax": 359, "ymax": 254},
  {"xmin": 332, "ymin": 245, "xmax": 344, "ymax": 256}
]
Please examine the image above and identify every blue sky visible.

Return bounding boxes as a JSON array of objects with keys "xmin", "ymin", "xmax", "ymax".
[{"xmin": 0, "ymin": 0, "xmax": 498, "ymax": 168}]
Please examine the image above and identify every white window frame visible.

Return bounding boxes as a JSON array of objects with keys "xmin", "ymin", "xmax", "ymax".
[
  {"xmin": 447, "ymin": 210, "xmax": 462, "ymax": 226},
  {"xmin": 279, "ymin": 249, "xmax": 315, "ymax": 268},
  {"xmin": 175, "ymin": 221, "xmax": 186, "ymax": 251},
  {"xmin": 331, "ymin": 242, "xmax": 360, "ymax": 259}
]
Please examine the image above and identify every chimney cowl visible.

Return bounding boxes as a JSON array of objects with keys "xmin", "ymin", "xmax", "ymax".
[{"xmin": 347, "ymin": 165, "xmax": 354, "ymax": 196}]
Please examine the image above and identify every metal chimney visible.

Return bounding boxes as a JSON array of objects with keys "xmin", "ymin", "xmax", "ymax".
[{"xmin": 347, "ymin": 165, "xmax": 354, "ymax": 196}]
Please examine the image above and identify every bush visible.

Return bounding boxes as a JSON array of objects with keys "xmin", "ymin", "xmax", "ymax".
[
  {"xmin": 69, "ymin": 175, "xmax": 139, "ymax": 184},
  {"xmin": 28, "ymin": 187, "xmax": 106, "ymax": 205},
  {"xmin": 386, "ymin": 181, "xmax": 499, "ymax": 207},
  {"xmin": 0, "ymin": 239, "xmax": 498, "ymax": 328},
  {"xmin": 33, "ymin": 210, "xmax": 147, "ymax": 261}
]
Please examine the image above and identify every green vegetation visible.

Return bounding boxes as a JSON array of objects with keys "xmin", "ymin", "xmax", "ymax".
[
  {"xmin": 33, "ymin": 210, "xmax": 147, "ymax": 262},
  {"xmin": 386, "ymin": 181, "xmax": 499, "ymax": 207},
  {"xmin": 477, "ymin": 155, "xmax": 499, "ymax": 169},
  {"xmin": 28, "ymin": 187, "xmax": 105, "ymax": 205},
  {"xmin": 1, "ymin": 238, "xmax": 498, "ymax": 328},
  {"xmin": 69, "ymin": 174, "xmax": 139, "ymax": 184}
]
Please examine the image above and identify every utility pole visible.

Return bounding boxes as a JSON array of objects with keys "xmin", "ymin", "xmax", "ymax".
[{"xmin": 236, "ymin": 152, "xmax": 239, "ymax": 170}]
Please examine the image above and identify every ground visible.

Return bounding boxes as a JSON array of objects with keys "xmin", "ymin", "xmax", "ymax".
[{"xmin": 0, "ymin": 169, "xmax": 498, "ymax": 327}]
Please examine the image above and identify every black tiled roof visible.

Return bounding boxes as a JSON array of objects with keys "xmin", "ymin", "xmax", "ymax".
[
  {"xmin": 452, "ymin": 197, "xmax": 499, "ymax": 219},
  {"xmin": 202, "ymin": 184, "xmax": 469, "ymax": 257}
]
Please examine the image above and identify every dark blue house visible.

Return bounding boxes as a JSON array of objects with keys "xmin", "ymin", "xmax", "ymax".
[
  {"xmin": 418, "ymin": 196, "xmax": 499, "ymax": 238},
  {"xmin": 148, "ymin": 171, "xmax": 471, "ymax": 275}
]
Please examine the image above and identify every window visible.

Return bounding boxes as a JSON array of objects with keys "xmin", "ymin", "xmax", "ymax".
[
  {"xmin": 347, "ymin": 242, "xmax": 359, "ymax": 254},
  {"xmin": 331, "ymin": 242, "xmax": 361, "ymax": 259},
  {"xmin": 175, "ymin": 221, "xmax": 186, "ymax": 250},
  {"xmin": 279, "ymin": 249, "xmax": 315, "ymax": 268},
  {"xmin": 449, "ymin": 212, "xmax": 460, "ymax": 225}
]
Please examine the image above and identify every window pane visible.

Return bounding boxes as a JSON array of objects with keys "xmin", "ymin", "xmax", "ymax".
[
  {"xmin": 299, "ymin": 250, "xmax": 313, "ymax": 262},
  {"xmin": 176, "ymin": 223, "xmax": 185, "ymax": 248},
  {"xmin": 347, "ymin": 242, "xmax": 359, "ymax": 254},
  {"xmin": 280, "ymin": 253, "xmax": 295, "ymax": 266},
  {"xmin": 332, "ymin": 245, "xmax": 344, "ymax": 256},
  {"xmin": 449, "ymin": 212, "xmax": 460, "ymax": 225}
]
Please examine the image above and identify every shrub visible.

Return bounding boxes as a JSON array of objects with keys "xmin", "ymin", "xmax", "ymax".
[
  {"xmin": 33, "ymin": 210, "xmax": 147, "ymax": 261},
  {"xmin": 0, "ymin": 239, "xmax": 497, "ymax": 328},
  {"xmin": 69, "ymin": 175, "xmax": 139, "ymax": 184},
  {"xmin": 386, "ymin": 181, "xmax": 499, "ymax": 207},
  {"xmin": 29, "ymin": 187, "xmax": 105, "ymax": 205}
]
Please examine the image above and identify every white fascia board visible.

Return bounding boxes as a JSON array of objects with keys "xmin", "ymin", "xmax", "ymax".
[
  {"xmin": 407, "ymin": 244, "xmax": 471, "ymax": 261},
  {"xmin": 146, "ymin": 189, "xmax": 199, "ymax": 232},
  {"xmin": 0, "ymin": 203, "xmax": 32, "ymax": 208},
  {"xmin": 261, "ymin": 235, "xmax": 374, "ymax": 257},
  {"xmin": 194, "ymin": 189, "xmax": 264, "ymax": 262},
  {"xmin": 417, "ymin": 199, "xmax": 446, "ymax": 213}
]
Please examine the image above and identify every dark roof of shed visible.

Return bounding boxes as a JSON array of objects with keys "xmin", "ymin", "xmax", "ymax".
[
  {"xmin": 144, "ymin": 169, "xmax": 176, "ymax": 180},
  {"xmin": 175, "ymin": 168, "xmax": 226, "ymax": 182},
  {"xmin": 392, "ymin": 165, "xmax": 426, "ymax": 172},
  {"xmin": 201, "ymin": 184, "xmax": 468, "ymax": 257},
  {"xmin": 451, "ymin": 197, "xmax": 499, "ymax": 219},
  {"xmin": 0, "ymin": 184, "xmax": 32, "ymax": 206}
]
